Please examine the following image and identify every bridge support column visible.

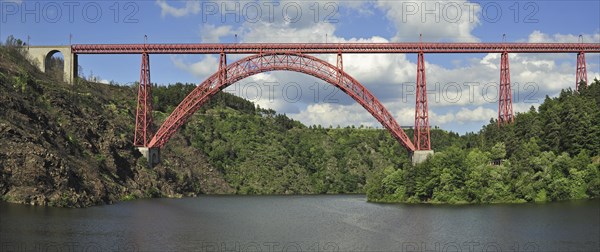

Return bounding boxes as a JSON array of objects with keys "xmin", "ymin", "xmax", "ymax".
[
  {"xmin": 134, "ymin": 52, "xmax": 153, "ymax": 147},
  {"xmin": 414, "ymin": 51, "xmax": 431, "ymax": 150},
  {"xmin": 137, "ymin": 147, "xmax": 160, "ymax": 167},
  {"xmin": 576, "ymin": 51, "xmax": 588, "ymax": 91},
  {"xmin": 72, "ymin": 54, "xmax": 78, "ymax": 84},
  {"xmin": 219, "ymin": 51, "xmax": 227, "ymax": 85},
  {"xmin": 498, "ymin": 51, "xmax": 514, "ymax": 126},
  {"xmin": 63, "ymin": 53, "xmax": 77, "ymax": 85},
  {"xmin": 337, "ymin": 51, "xmax": 343, "ymax": 86}
]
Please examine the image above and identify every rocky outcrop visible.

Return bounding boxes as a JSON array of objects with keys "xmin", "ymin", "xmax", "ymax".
[{"xmin": 0, "ymin": 47, "xmax": 233, "ymax": 207}]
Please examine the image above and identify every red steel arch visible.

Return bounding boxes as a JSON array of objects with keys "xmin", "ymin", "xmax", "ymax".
[{"xmin": 147, "ymin": 52, "xmax": 416, "ymax": 152}]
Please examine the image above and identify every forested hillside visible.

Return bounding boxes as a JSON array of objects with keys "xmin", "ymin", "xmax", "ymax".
[
  {"xmin": 1, "ymin": 39, "xmax": 597, "ymax": 207},
  {"xmin": 0, "ymin": 42, "xmax": 461, "ymax": 206},
  {"xmin": 153, "ymin": 83, "xmax": 462, "ymax": 194},
  {"xmin": 0, "ymin": 43, "xmax": 235, "ymax": 207},
  {"xmin": 367, "ymin": 80, "xmax": 600, "ymax": 203}
]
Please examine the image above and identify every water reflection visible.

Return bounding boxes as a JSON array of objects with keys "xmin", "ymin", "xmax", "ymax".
[{"xmin": 1, "ymin": 196, "xmax": 598, "ymax": 251}]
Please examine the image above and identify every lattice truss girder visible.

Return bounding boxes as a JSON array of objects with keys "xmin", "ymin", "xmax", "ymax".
[
  {"xmin": 414, "ymin": 52, "xmax": 431, "ymax": 150},
  {"xmin": 72, "ymin": 43, "xmax": 600, "ymax": 54},
  {"xmin": 134, "ymin": 52, "xmax": 153, "ymax": 146},
  {"xmin": 576, "ymin": 52, "xmax": 588, "ymax": 90},
  {"xmin": 498, "ymin": 51, "xmax": 514, "ymax": 126}
]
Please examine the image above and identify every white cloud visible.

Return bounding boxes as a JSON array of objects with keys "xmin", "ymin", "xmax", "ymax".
[
  {"xmin": 293, "ymin": 103, "xmax": 378, "ymax": 127},
  {"xmin": 171, "ymin": 55, "xmax": 218, "ymax": 79},
  {"xmin": 156, "ymin": 0, "xmax": 200, "ymax": 18},
  {"xmin": 286, "ymin": 102, "xmax": 496, "ymax": 129},
  {"xmin": 392, "ymin": 107, "xmax": 415, "ymax": 126},
  {"xmin": 238, "ymin": 22, "xmax": 337, "ymax": 43},
  {"xmin": 528, "ymin": 30, "xmax": 600, "ymax": 43},
  {"xmin": 375, "ymin": 0, "xmax": 481, "ymax": 42},
  {"xmin": 200, "ymin": 24, "xmax": 236, "ymax": 43},
  {"xmin": 454, "ymin": 107, "xmax": 496, "ymax": 123},
  {"xmin": 432, "ymin": 111, "xmax": 455, "ymax": 125}
]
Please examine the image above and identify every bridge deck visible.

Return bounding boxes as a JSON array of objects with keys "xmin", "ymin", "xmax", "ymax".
[{"xmin": 71, "ymin": 43, "xmax": 600, "ymax": 54}]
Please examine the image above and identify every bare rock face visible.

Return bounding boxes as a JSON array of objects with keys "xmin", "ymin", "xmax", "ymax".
[{"xmin": 0, "ymin": 48, "xmax": 233, "ymax": 207}]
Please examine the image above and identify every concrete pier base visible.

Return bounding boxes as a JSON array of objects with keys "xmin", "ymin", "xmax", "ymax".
[
  {"xmin": 411, "ymin": 150, "xmax": 434, "ymax": 165},
  {"xmin": 137, "ymin": 147, "xmax": 161, "ymax": 167}
]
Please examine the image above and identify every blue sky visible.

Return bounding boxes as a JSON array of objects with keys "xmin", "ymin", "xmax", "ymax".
[{"xmin": 1, "ymin": 0, "xmax": 599, "ymax": 134}]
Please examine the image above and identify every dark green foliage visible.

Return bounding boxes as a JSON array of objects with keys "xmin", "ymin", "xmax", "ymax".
[
  {"xmin": 368, "ymin": 79, "xmax": 600, "ymax": 203},
  {"xmin": 152, "ymin": 80, "xmax": 600, "ymax": 201},
  {"xmin": 183, "ymin": 102, "xmax": 410, "ymax": 194},
  {"xmin": 151, "ymin": 82, "xmax": 462, "ymax": 195}
]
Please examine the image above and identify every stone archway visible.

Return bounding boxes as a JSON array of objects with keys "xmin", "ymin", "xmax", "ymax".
[
  {"xmin": 26, "ymin": 46, "xmax": 77, "ymax": 84},
  {"xmin": 44, "ymin": 50, "xmax": 65, "ymax": 81}
]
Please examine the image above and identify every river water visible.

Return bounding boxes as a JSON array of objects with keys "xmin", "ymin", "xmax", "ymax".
[{"xmin": 1, "ymin": 195, "xmax": 598, "ymax": 252}]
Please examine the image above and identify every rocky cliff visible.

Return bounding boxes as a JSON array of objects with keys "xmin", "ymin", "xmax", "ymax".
[{"xmin": 0, "ymin": 46, "xmax": 233, "ymax": 207}]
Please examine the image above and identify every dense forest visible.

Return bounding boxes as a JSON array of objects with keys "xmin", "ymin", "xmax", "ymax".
[
  {"xmin": 153, "ymin": 80, "xmax": 600, "ymax": 203},
  {"xmin": 367, "ymin": 80, "xmax": 600, "ymax": 203},
  {"xmin": 152, "ymin": 83, "xmax": 463, "ymax": 194}
]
